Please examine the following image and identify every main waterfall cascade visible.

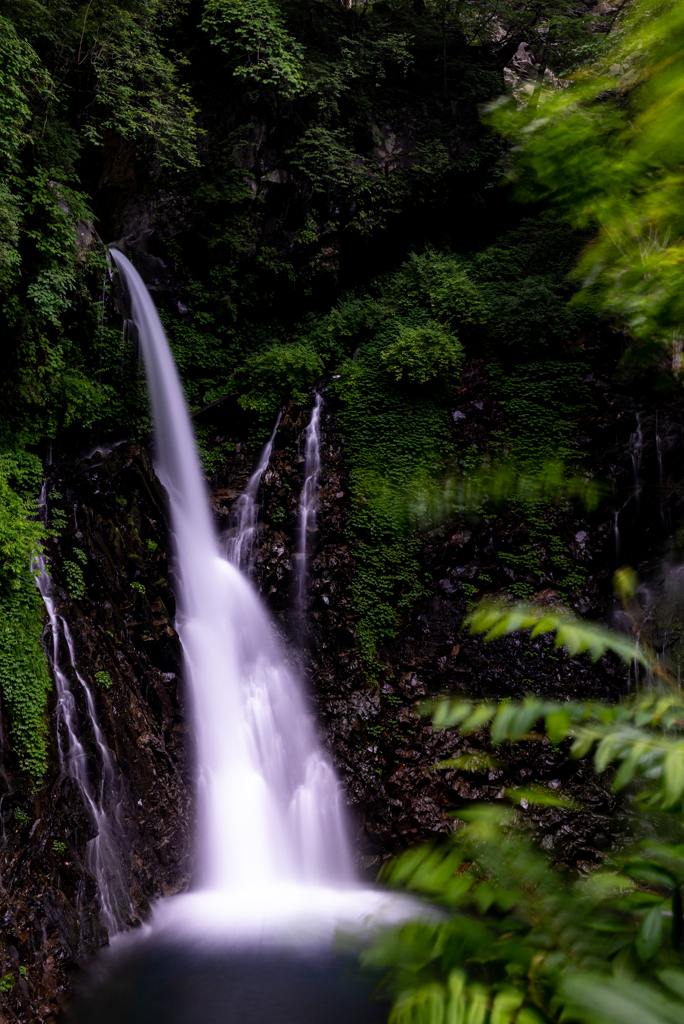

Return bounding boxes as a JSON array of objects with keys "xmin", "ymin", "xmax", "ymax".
[{"xmin": 110, "ymin": 250, "xmax": 414, "ymax": 945}]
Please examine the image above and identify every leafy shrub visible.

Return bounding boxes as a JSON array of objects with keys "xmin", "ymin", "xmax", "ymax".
[
  {"xmin": 381, "ymin": 320, "xmax": 463, "ymax": 387},
  {"xmin": 203, "ymin": 0, "xmax": 305, "ymax": 98},
  {"xmin": 62, "ymin": 561, "xmax": 86, "ymax": 601},
  {"xmin": 230, "ymin": 343, "xmax": 323, "ymax": 418},
  {"xmin": 483, "ymin": 275, "xmax": 583, "ymax": 356},
  {"xmin": 85, "ymin": 1, "xmax": 200, "ymax": 167},
  {"xmin": 0, "ymin": 468, "xmax": 44, "ymax": 590},
  {"xmin": 95, "ymin": 670, "xmax": 113, "ymax": 691},
  {"xmin": 380, "ymin": 249, "xmax": 485, "ymax": 329}
]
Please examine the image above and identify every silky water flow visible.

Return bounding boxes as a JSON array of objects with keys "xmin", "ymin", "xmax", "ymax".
[
  {"xmin": 227, "ymin": 411, "xmax": 282, "ymax": 574},
  {"xmin": 69, "ymin": 251, "xmax": 421, "ymax": 1024},
  {"xmin": 34, "ymin": 487, "xmax": 131, "ymax": 937},
  {"xmin": 296, "ymin": 393, "xmax": 323, "ymax": 605}
]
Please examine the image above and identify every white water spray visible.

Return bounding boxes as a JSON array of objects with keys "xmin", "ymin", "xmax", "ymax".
[
  {"xmin": 227, "ymin": 412, "xmax": 282, "ymax": 574},
  {"xmin": 110, "ymin": 252, "xmax": 415, "ymax": 944},
  {"xmin": 34, "ymin": 499, "xmax": 131, "ymax": 935}
]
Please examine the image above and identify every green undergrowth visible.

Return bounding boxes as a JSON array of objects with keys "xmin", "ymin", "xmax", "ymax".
[
  {"xmin": 293, "ymin": 221, "xmax": 601, "ymax": 664},
  {"xmin": 434, "ymin": 220, "xmax": 601, "ymax": 605},
  {"xmin": 327, "ymin": 250, "xmax": 467, "ymax": 664},
  {"xmin": 334, "ymin": 351, "xmax": 450, "ymax": 664},
  {"xmin": 499, "ymin": 499, "xmax": 589, "ymax": 602},
  {"xmin": 0, "ymin": 579, "xmax": 51, "ymax": 780},
  {"xmin": 0, "ymin": 452, "xmax": 51, "ymax": 779}
]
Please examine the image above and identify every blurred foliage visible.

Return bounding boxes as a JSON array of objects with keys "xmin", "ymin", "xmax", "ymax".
[
  {"xmin": 464, "ymin": 599, "xmax": 649, "ymax": 668},
  {"xmin": 413, "ymin": 461, "xmax": 604, "ymax": 526},
  {"xmin": 367, "ymin": 601, "xmax": 684, "ymax": 1024},
  {"xmin": 490, "ymin": 0, "xmax": 684, "ymax": 358}
]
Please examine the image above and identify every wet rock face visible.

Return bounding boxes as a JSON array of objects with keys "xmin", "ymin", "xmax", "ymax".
[
  {"xmin": 0, "ymin": 445, "xmax": 192, "ymax": 1024},
  {"xmin": 2, "ymin": 360, "xmax": 681, "ymax": 1021},
  {"xmin": 203, "ymin": 359, "xmax": 684, "ymax": 877},
  {"xmin": 204, "ymin": 364, "xmax": 633, "ymax": 880}
]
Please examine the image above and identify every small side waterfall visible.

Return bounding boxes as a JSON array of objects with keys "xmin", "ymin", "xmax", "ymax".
[
  {"xmin": 110, "ymin": 251, "xmax": 406, "ymax": 944},
  {"xmin": 34, "ymin": 502, "xmax": 131, "ymax": 936},
  {"xmin": 296, "ymin": 394, "xmax": 323, "ymax": 604},
  {"xmin": 227, "ymin": 412, "xmax": 282, "ymax": 574}
]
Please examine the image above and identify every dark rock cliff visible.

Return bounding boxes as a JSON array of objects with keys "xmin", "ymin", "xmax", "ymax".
[
  {"xmin": 0, "ymin": 356, "xmax": 681, "ymax": 1022},
  {"xmin": 0, "ymin": 446, "xmax": 192, "ymax": 1023}
]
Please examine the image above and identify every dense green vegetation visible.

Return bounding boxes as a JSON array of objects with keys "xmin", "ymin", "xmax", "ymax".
[
  {"xmin": 3, "ymin": 0, "xmax": 684, "ymax": 1019},
  {"xmin": 362, "ymin": 4, "xmax": 684, "ymax": 1024},
  {"xmin": 0, "ymin": 0, "xmax": 614, "ymax": 765}
]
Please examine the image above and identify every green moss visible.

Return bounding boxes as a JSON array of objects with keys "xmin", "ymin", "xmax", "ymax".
[
  {"xmin": 0, "ymin": 582, "xmax": 50, "ymax": 779},
  {"xmin": 0, "ymin": 460, "xmax": 50, "ymax": 779},
  {"xmin": 492, "ymin": 358, "xmax": 591, "ymax": 467},
  {"xmin": 334, "ymin": 346, "xmax": 451, "ymax": 663}
]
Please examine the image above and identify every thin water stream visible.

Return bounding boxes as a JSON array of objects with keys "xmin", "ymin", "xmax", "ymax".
[
  {"xmin": 227, "ymin": 412, "xmax": 282, "ymax": 574},
  {"xmin": 34, "ymin": 489, "xmax": 131, "ymax": 936},
  {"xmin": 296, "ymin": 394, "xmax": 323, "ymax": 606}
]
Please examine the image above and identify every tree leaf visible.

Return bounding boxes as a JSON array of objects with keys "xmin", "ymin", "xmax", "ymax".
[
  {"xmin": 545, "ymin": 707, "xmax": 572, "ymax": 745},
  {"xmin": 489, "ymin": 989, "xmax": 523, "ymax": 1024},
  {"xmin": 465, "ymin": 602, "xmax": 651, "ymax": 668},
  {"xmin": 662, "ymin": 748, "xmax": 684, "ymax": 809},
  {"xmin": 636, "ymin": 906, "xmax": 663, "ymax": 963},
  {"xmin": 658, "ymin": 968, "xmax": 684, "ymax": 999},
  {"xmin": 671, "ymin": 889, "xmax": 683, "ymax": 951},
  {"xmin": 432, "ymin": 701, "xmax": 473, "ymax": 729},
  {"xmin": 460, "ymin": 704, "xmax": 496, "ymax": 735}
]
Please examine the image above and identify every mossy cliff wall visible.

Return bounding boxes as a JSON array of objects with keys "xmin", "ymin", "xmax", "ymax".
[{"xmin": 0, "ymin": 343, "xmax": 682, "ymax": 1021}]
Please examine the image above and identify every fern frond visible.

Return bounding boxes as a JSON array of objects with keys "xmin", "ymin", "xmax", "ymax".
[{"xmin": 465, "ymin": 601, "xmax": 654, "ymax": 669}]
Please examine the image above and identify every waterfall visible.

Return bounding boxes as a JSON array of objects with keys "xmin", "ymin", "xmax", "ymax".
[
  {"xmin": 227, "ymin": 412, "xmax": 282, "ymax": 574},
  {"xmin": 110, "ymin": 251, "xmax": 411, "ymax": 944},
  {"xmin": 296, "ymin": 394, "xmax": 323, "ymax": 603},
  {"xmin": 34, "ymin": 500, "xmax": 131, "ymax": 936}
]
